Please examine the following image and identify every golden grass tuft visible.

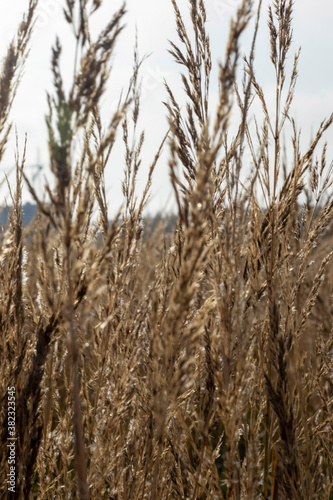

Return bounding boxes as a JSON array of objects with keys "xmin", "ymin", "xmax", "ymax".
[{"xmin": 0, "ymin": 0, "xmax": 332, "ymax": 498}]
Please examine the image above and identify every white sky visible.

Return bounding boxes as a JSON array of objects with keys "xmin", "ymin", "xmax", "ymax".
[{"xmin": 0, "ymin": 0, "xmax": 332, "ymax": 215}]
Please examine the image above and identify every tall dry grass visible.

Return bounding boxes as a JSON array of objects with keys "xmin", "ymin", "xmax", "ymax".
[{"xmin": 0, "ymin": 0, "xmax": 332, "ymax": 498}]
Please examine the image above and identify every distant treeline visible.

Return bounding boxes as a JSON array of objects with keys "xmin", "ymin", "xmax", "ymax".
[
  {"xmin": 0, "ymin": 202, "xmax": 177, "ymax": 234},
  {"xmin": 0, "ymin": 202, "xmax": 37, "ymax": 227}
]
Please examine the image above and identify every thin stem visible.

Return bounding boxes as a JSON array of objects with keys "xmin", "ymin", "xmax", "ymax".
[{"xmin": 65, "ymin": 220, "xmax": 89, "ymax": 499}]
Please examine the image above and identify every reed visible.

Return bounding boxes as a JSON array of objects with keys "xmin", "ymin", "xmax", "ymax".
[{"xmin": 0, "ymin": 0, "xmax": 332, "ymax": 498}]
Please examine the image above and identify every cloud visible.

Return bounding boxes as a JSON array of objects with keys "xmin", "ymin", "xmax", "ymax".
[{"xmin": 1, "ymin": 0, "xmax": 332, "ymax": 211}]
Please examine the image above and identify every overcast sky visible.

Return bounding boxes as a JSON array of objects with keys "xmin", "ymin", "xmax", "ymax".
[{"xmin": 1, "ymin": 0, "xmax": 332, "ymax": 214}]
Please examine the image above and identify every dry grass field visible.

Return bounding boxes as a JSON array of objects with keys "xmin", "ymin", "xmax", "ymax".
[{"xmin": 0, "ymin": 0, "xmax": 332, "ymax": 498}]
